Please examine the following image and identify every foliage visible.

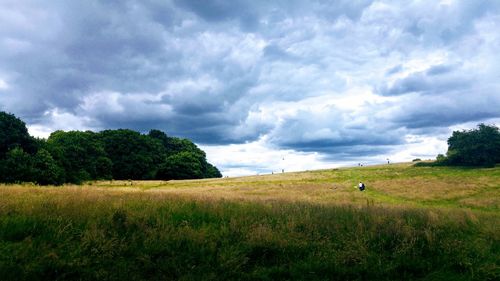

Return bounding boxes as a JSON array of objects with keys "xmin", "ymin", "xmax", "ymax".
[
  {"xmin": 205, "ymin": 162, "xmax": 223, "ymax": 178},
  {"xmin": 149, "ymin": 129, "xmax": 204, "ymax": 157},
  {"xmin": 0, "ymin": 147, "xmax": 33, "ymax": 183},
  {"xmin": 31, "ymin": 149, "xmax": 64, "ymax": 185},
  {"xmin": 415, "ymin": 124, "xmax": 500, "ymax": 167},
  {"xmin": 157, "ymin": 151, "xmax": 204, "ymax": 180},
  {"xmin": 99, "ymin": 129, "xmax": 166, "ymax": 180},
  {"xmin": 0, "ymin": 111, "xmax": 222, "ymax": 184},
  {"xmin": 149, "ymin": 129, "xmax": 221, "ymax": 179},
  {"xmin": 414, "ymin": 154, "xmax": 448, "ymax": 167},
  {"xmin": 0, "ymin": 112, "xmax": 37, "ymax": 157},
  {"xmin": 436, "ymin": 153, "xmax": 447, "ymax": 162},
  {"xmin": 46, "ymin": 131, "xmax": 111, "ymax": 184},
  {"xmin": 0, "ymin": 147, "xmax": 63, "ymax": 185},
  {"xmin": 446, "ymin": 124, "xmax": 500, "ymax": 167}
]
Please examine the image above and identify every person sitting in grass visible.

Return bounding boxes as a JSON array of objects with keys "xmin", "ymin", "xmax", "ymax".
[{"xmin": 358, "ymin": 182, "xmax": 365, "ymax": 191}]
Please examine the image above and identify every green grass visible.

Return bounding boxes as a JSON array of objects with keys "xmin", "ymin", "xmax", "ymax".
[{"xmin": 1, "ymin": 163, "xmax": 499, "ymax": 280}]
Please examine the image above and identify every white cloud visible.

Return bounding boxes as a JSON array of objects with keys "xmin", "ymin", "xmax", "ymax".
[
  {"xmin": 27, "ymin": 109, "xmax": 94, "ymax": 138},
  {"xmin": 0, "ymin": 78, "xmax": 8, "ymax": 90},
  {"xmin": 201, "ymin": 136, "xmax": 340, "ymax": 177}
]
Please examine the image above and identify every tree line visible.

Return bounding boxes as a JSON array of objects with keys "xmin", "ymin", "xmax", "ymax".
[
  {"xmin": 0, "ymin": 111, "xmax": 222, "ymax": 185},
  {"xmin": 416, "ymin": 123, "xmax": 500, "ymax": 167}
]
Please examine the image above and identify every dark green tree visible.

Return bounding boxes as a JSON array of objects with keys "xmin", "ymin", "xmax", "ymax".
[
  {"xmin": 99, "ymin": 129, "xmax": 166, "ymax": 179},
  {"xmin": 46, "ymin": 130, "xmax": 111, "ymax": 183},
  {"xmin": 446, "ymin": 124, "xmax": 500, "ymax": 167},
  {"xmin": 148, "ymin": 130, "xmax": 174, "ymax": 154},
  {"xmin": 95, "ymin": 156, "xmax": 113, "ymax": 180},
  {"xmin": 0, "ymin": 112, "xmax": 222, "ymax": 184},
  {"xmin": 157, "ymin": 151, "xmax": 204, "ymax": 180},
  {"xmin": 0, "ymin": 111, "xmax": 37, "ymax": 157},
  {"xmin": 32, "ymin": 148, "xmax": 64, "ymax": 185},
  {"xmin": 149, "ymin": 129, "xmax": 222, "ymax": 179},
  {"xmin": 0, "ymin": 147, "xmax": 33, "ymax": 183},
  {"xmin": 149, "ymin": 129, "xmax": 205, "ymax": 157},
  {"xmin": 204, "ymin": 163, "xmax": 222, "ymax": 178}
]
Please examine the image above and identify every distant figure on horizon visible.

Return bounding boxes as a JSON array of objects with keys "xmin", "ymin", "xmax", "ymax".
[{"xmin": 358, "ymin": 182, "xmax": 365, "ymax": 191}]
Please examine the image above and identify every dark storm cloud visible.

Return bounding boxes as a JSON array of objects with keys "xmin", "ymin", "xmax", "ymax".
[
  {"xmin": 1, "ymin": 0, "xmax": 500, "ymax": 167},
  {"xmin": 0, "ymin": 0, "xmax": 182, "ymax": 118},
  {"xmin": 279, "ymin": 139, "xmax": 395, "ymax": 161},
  {"xmin": 0, "ymin": 0, "xmax": 263, "ymax": 143},
  {"xmin": 262, "ymin": 44, "xmax": 295, "ymax": 61},
  {"xmin": 266, "ymin": 107, "xmax": 407, "ymax": 160},
  {"xmin": 426, "ymin": 64, "xmax": 458, "ymax": 76},
  {"xmin": 385, "ymin": 65, "xmax": 403, "ymax": 76},
  {"xmin": 392, "ymin": 90, "xmax": 500, "ymax": 129},
  {"xmin": 175, "ymin": 0, "xmax": 373, "ymax": 30},
  {"xmin": 0, "ymin": 0, "xmax": 372, "ymax": 135},
  {"xmin": 378, "ymin": 65, "xmax": 471, "ymax": 96},
  {"xmin": 317, "ymin": 146, "xmax": 394, "ymax": 162},
  {"xmin": 175, "ymin": 0, "xmax": 261, "ymax": 31},
  {"xmin": 400, "ymin": 1, "xmax": 500, "ymax": 46},
  {"xmin": 378, "ymin": 58, "xmax": 500, "ymax": 130}
]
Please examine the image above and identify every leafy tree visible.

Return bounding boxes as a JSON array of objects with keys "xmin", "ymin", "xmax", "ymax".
[
  {"xmin": 0, "ymin": 112, "xmax": 222, "ymax": 184},
  {"xmin": 204, "ymin": 163, "xmax": 222, "ymax": 178},
  {"xmin": 446, "ymin": 124, "xmax": 500, "ymax": 167},
  {"xmin": 148, "ymin": 130, "xmax": 174, "ymax": 154},
  {"xmin": 0, "ymin": 111, "xmax": 37, "ymax": 157},
  {"xmin": 149, "ymin": 129, "xmax": 222, "ymax": 179},
  {"xmin": 0, "ymin": 147, "xmax": 33, "ymax": 183},
  {"xmin": 95, "ymin": 156, "xmax": 113, "ymax": 180},
  {"xmin": 157, "ymin": 151, "xmax": 204, "ymax": 180},
  {"xmin": 99, "ymin": 129, "xmax": 166, "ymax": 179},
  {"xmin": 46, "ymin": 131, "xmax": 111, "ymax": 183},
  {"xmin": 32, "ymin": 149, "xmax": 64, "ymax": 185},
  {"xmin": 149, "ymin": 129, "xmax": 205, "ymax": 157}
]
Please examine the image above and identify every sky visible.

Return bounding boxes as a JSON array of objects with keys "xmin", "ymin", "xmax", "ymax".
[{"xmin": 1, "ymin": 0, "xmax": 499, "ymax": 176}]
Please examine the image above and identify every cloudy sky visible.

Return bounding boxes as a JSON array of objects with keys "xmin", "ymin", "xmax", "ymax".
[{"xmin": 1, "ymin": 0, "xmax": 499, "ymax": 176}]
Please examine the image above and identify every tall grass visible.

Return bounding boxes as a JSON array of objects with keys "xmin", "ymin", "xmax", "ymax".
[{"xmin": 0, "ymin": 186, "xmax": 498, "ymax": 280}]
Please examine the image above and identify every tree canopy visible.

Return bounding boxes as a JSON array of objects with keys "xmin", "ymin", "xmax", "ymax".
[
  {"xmin": 0, "ymin": 111, "xmax": 37, "ymax": 156},
  {"xmin": 446, "ymin": 124, "xmax": 500, "ymax": 167},
  {"xmin": 0, "ymin": 111, "xmax": 222, "ymax": 185},
  {"xmin": 415, "ymin": 124, "xmax": 500, "ymax": 167},
  {"xmin": 99, "ymin": 129, "xmax": 165, "ymax": 180},
  {"xmin": 47, "ymin": 130, "xmax": 111, "ymax": 183}
]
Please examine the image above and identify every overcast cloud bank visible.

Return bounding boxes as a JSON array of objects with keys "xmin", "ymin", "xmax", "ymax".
[{"xmin": 1, "ymin": 0, "xmax": 499, "ymax": 175}]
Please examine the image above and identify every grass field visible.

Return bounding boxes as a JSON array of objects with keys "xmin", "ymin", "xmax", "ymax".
[{"xmin": 1, "ymin": 163, "xmax": 499, "ymax": 280}]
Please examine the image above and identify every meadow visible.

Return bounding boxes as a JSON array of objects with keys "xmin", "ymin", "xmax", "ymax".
[{"xmin": 0, "ymin": 163, "xmax": 499, "ymax": 280}]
